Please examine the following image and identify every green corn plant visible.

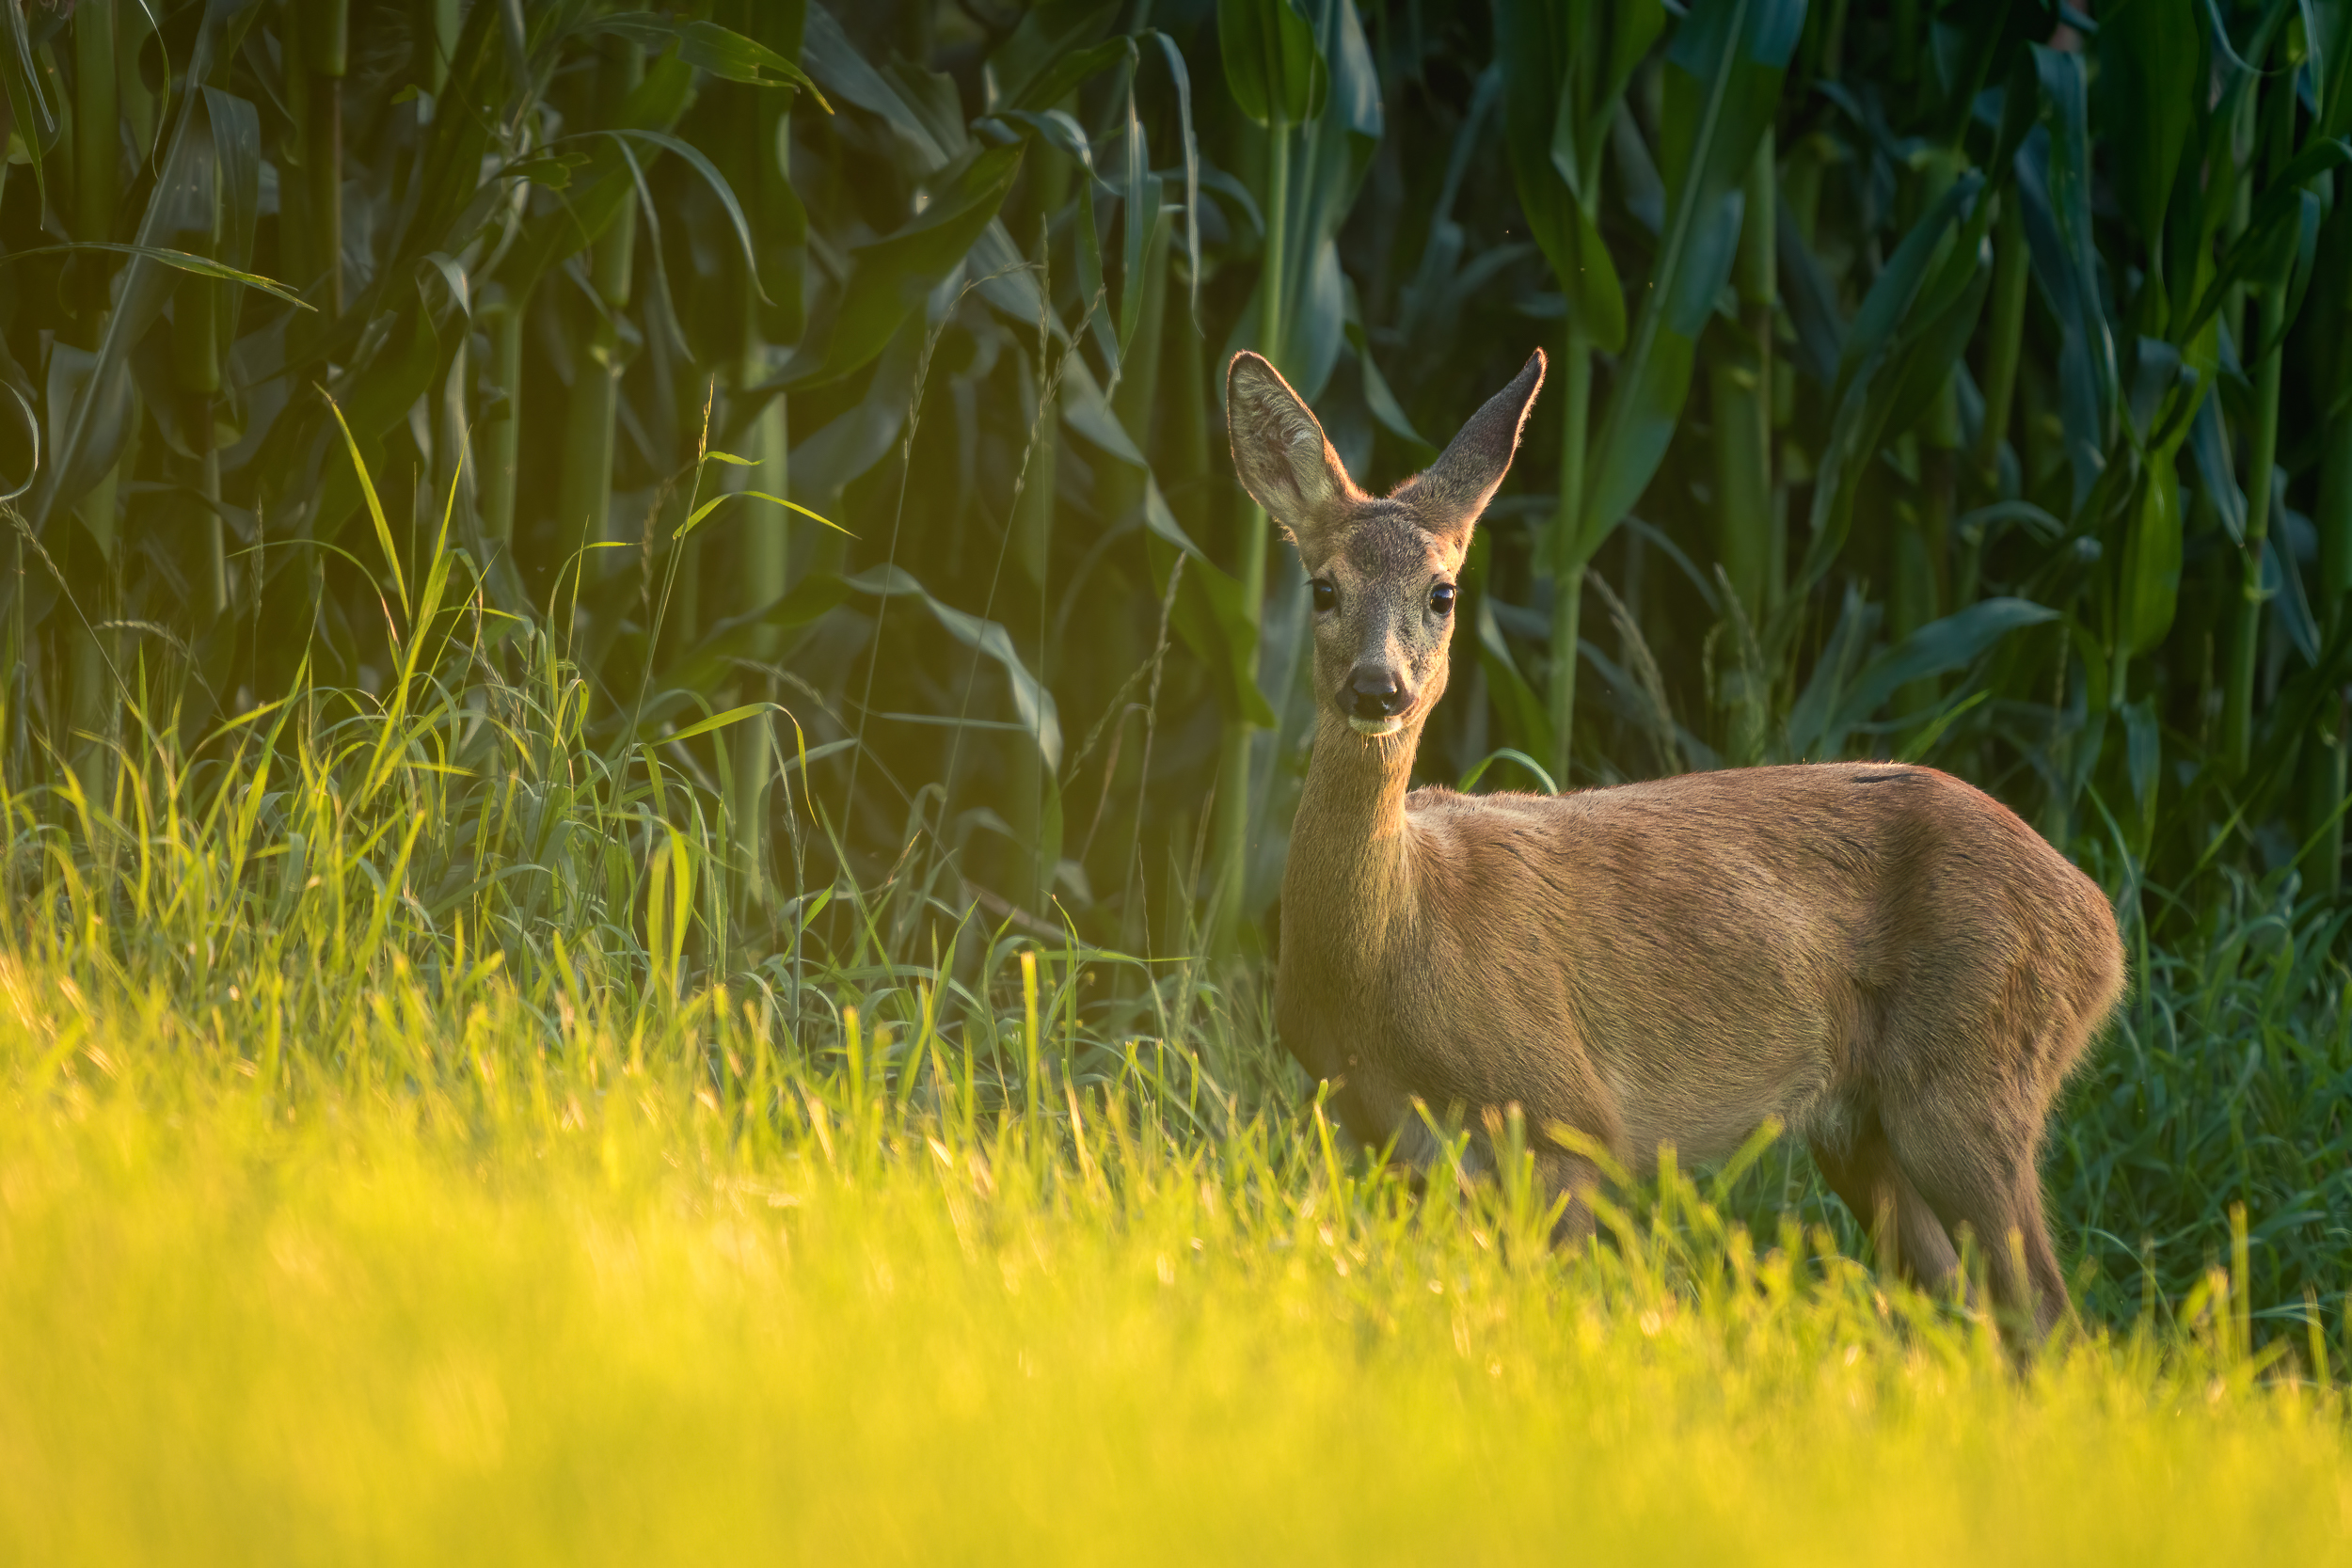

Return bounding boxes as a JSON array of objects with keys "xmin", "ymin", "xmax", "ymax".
[
  {"xmin": 1491, "ymin": 0, "xmax": 1662, "ymax": 784},
  {"xmin": 2298, "ymin": 7, "xmax": 2352, "ymax": 897},
  {"xmin": 1209, "ymin": 0, "xmax": 1327, "ymax": 953},
  {"xmin": 712, "ymin": 0, "xmax": 808, "ymax": 912},
  {"xmin": 552, "ymin": 36, "xmax": 645, "ymax": 573},
  {"xmin": 1236, "ymin": 0, "xmax": 1387, "ymax": 938},
  {"xmin": 68, "ymin": 0, "xmax": 122, "ymax": 796},
  {"xmin": 2219, "ymin": 22, "xmax": 2300, "ymax": 780},
  {"xmin": 282, "ymin": 0, "xmax": 348, "ymax": 321},
  {"xmin": 2312, "ymin": 192, "xmax": 2352, "ymax": 895},
  {"xmin": 1965, "ymin": 193, "xmax": 2030, "ymax": 600},
  {"xmin": 1711, "ymin": 138, "xmax": 1777, "ymax": 627},
  {"xmin": 1554, "ymin": 0, "xmax": 1802, "ymax": 781}
]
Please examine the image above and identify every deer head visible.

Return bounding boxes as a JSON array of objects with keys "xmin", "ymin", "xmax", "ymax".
[{"xmin": 1228, "ymin": 350, "xmax": 1547, "ymax": 739}]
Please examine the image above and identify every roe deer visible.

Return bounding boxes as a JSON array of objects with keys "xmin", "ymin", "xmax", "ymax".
[{"xmin": 1228, "ymin": 348, "xmax": 2123, "ymax": 1338}]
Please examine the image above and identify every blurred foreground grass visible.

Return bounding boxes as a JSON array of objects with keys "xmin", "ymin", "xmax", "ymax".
[{"xmin": 1, "ymin": 962, "xmax": 2347, "ymax": 1563}]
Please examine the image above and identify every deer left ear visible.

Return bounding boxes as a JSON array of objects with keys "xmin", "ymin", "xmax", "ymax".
[
  {"xmin": 1228, "ymin": 353, "xmax": 1360, "ymax": 553},
  {"xmin": 1398, "ymin": 350, "xmax": 1546, "ymax": 551}
]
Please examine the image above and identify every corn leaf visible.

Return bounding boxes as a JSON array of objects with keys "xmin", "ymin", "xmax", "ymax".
[
  {"xmin": 577, "ymin": 13, "xmax": 831, "ymax": 106},
  {"xmin": 1576, "ymin": 0, "xmax": 1804, "ymax": 564},
  {"xmin": 1218, "ymin": 0, "xmax": 1326, "ymax": 129},
  {"xmin": 783, "ymin": 142, "xmax": 1025, "ymax": 390},
  {"xmin": 846, "ymin": 565, "xmax": 1063, "ymax": 770}
]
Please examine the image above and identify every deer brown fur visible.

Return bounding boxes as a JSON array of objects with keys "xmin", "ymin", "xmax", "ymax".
[{"xmin": 1229, "ymin": 347, "xmax": 2124, "ymax": 1338}]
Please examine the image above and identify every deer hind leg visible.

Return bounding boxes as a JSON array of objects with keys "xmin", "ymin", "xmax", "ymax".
[
  {"xmin": 1808, "ymin": 1107, "xmax": 1960, "ymax": 1297},
  {"xmin": 1530, "ymin": 1147, "xmax": 1603, "ymax": 1247},
  {"xmin": 1878, "ymin": 1089, "xmax": 2070, "ymax": 1340}
]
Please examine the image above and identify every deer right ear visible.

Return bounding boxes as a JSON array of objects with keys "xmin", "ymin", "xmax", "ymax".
[
  {"xmin": 1227, "ymin": 353, "xmax": 1359, "ymax": 550},
  {"xmin": 1399, "ymin": 349, "xmax": 1546, "ymax": 553}
]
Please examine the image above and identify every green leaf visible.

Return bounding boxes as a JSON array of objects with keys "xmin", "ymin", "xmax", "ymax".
[
  {"xmin": 648, "ymin": 574, "xmax": 853, "ymax": 710},
  {"xmin": 991, "ymin": 0, "xmax": 1123, "ymax": 109},
  {"xmin": 494, "ymin": 149, "xmax": 591, "ymax": 190},
  {"xmin": 785, "ymin": 142, "xmax": 1025, "ymax": 390},
  {"xmin": 1004, "ymin": 37, "xmax": 1130, "ymax": 115},
  {"xmin": 1075, "ymin": 166, "xmax": 1119, "ymax": 375},
  {"xmin": 1778, "ymin": 171, "xmax": 1994, "ymax": 613},
  {"xmin": 1343, "ymin": 309, "xmax": 1432, "ymax": 457},
  {"xmin": 985, "ymin": 108, "xmax": 1097, "ymax": 174},
  {"xmin": 1825, "ymin": 597, "xmax": 2059, "ymax": 748},
  {"xmin": 1458, "ymin": 747, "xmax": 1560, "ymax": 795},
  {"xmin": 2311, "ymin": 0, "xmax": 2352, "ymax": 140},
  {"xmin": 1139, "ymin": 479, "xmax": 1279, "ymax": 728},
  {"xmin": 1475, "ymin": 594, "xmax": 1559, "ymax": 768},
  {"xmin": 1895, "ymin": 689, "xmax": 1993, "ymax": 764},
  {"xmin": 845, "ymin": 565, "xmax": 1063, "ymax": 769},
  {"xmin": 1576, "ymin": 0, "xmax": 1804, "ymax": 563},
  {"xmin": 0, "ymin": 0, "xmax": 53, "ymax": 140},
  {"xmin": 0, "ymin": 243, "xmax": 312, "ymax": 309},
  {"xmin": 1145, "ymin": 30, "xmax": 1204, "ymax": 325},
  {"xmin": 1250, "ymin": 0, "xmax": 1384, "ymax": 402},
  {"xmin": 2119, "ymin": 444, "xmax": 2185, "ymax": 657},
  {"xmin": 2097, "ymin": 0, "xmax": 2200, "ymax": 250},
  {"xmin": 1119, "ymin": 83, "xmax": 1161, "ymax": 358},
  {"xmin": 25, "ymin": 1, "xmax": 268, "ymax": 531},
  {"xmin": 663, "ymin": 702, "xmax": 784, "ymax": 745},
  {"xmin": 0, "ymin": 0, "xmax": 54, "ymax": 217},
  {"xmin": 2264, "ymin": 495, "xmax": 2324, "ymax": 665},
  {"xmin": 1218, "ymin": 0, "xmax": 1327, "ymax": 128},
  {"xmin": 606, "ymin": 127, "xmax": 769, "ymax": 300},
  {"xmin": 1835, "ymin": 173, "xmax": 1985, "ymax": 404},
  {"xmin": 320, "ymin": 389, "xmax": 409, "ymax": 619},
  {"xmin": 2177, "ymin": 139, "xmax": 2352, "ymax": 345},
  {"xmin": 306, "ymin": 304, "xmax": 442, "ymax": 554},
  {"xmin": 2017, "ymin": 46, "xmax": 2119, "ymax": 508},
  {"xmin": 1774, "ymin": 206, "xmax": 1844, "ymax": 387},
  {"xmin": 2188, "ymin": 391, "xmax": 2248, "ymax": 544},
  {"xmin": 489, "ymin": 49, "xmax": 702, "ymax": 298},
  {"xmin": 801, "ymin": 9, "xmax": 957, "ymax": 170},
  {"xmin": 673, "ymin": 490, "xmax": 850, "ymax": 542},
  {"xmin": 1874, "ymin": 248, "xmax": 1995, "ymax": 450},
  {"xmin": 1491, "ymin": 0, "xmax": 1661, "ymax": 353},
  {"xmin": 577, "ymin": 13, "xmax": 831, "ymax": 106}
]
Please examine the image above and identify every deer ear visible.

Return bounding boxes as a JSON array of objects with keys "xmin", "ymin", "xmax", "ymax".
[
  {"xmin": 1399, "ymin": 350, "xmax": 1547, "ymax": 550},
  {"xmin": 1227, "ymin": 353, "xmax": 1359, "ymax": 550}
]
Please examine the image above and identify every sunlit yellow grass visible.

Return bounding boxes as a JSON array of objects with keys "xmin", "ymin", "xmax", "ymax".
[{"xmin": 0, "ymin": 965, "xmax": 2344, "ymax": 1564}]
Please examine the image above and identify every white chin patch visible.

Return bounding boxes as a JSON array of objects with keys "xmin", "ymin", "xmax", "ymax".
[{"xmin": 1347, "ymin": 716, "xmax": 1405, "ymax": 737}]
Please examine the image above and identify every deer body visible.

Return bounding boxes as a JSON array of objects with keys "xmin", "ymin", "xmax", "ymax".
[{"xmin": 1231, "ymin": 349, "xmax": 2122, "ymax": 1338}]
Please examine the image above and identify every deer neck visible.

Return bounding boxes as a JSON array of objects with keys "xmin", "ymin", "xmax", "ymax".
[{"xmin": 1282, "ymin": 709, "xmax": 1422, "ymax": 984}]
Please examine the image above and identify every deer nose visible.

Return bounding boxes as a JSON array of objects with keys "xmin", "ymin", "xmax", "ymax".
[{"xmin": 1346, "ymin": 667, "xmax": 1408, "ymax": 720}]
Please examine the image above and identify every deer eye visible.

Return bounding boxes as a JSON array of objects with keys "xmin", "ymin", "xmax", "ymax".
[
  {"xmin": 1429, "ymin": 582, "xmax": 1456, "ymax": 616},
  {"xmin": 1311, "ymin": 578, "xmax": 1337, "ymax": 613}
]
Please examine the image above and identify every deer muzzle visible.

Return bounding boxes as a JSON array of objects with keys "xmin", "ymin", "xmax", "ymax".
[{"xmin": 1345, "ymin": 667, "xmax": 1410, "ymax": 736}]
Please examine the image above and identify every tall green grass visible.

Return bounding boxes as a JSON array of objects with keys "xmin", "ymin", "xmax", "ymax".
[
  {"xmin": 1, "ymin": 502, "xmax": 2349, "ymax": 1553},
  {"xmin": 17, "ymin": 514, "xmax": 2352, "ymax": 1323},
  {"xmin": 3, "ymin": 518, "xmax": 2347, "ymax": 1310}
]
